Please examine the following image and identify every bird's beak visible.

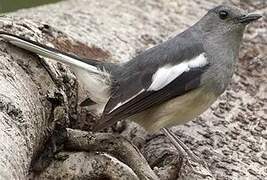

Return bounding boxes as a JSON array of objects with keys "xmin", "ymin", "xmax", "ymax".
[{"xmin": 238, "ymin": 13, "xmax": 262, "ymax": 24}]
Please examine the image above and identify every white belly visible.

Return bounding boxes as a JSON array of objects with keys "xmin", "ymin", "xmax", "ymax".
[{"xmin": 131, "ymin": 87, "xmax": 217, "ymax": 132}]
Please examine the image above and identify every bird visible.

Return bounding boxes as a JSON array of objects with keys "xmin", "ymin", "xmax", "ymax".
[{"xmin": 0, "ymin": 5, "xmax": 261, "ymax": 162}]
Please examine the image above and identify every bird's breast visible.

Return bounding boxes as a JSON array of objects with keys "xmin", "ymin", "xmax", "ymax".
[{"xmin": 131, "ymin": 86, "xmax": 217, "ymax": 132}]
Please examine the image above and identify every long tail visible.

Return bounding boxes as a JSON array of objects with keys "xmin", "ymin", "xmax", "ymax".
[{"xmin": 0, "ymin": 31, "xmax": 102, "ymax": 74}]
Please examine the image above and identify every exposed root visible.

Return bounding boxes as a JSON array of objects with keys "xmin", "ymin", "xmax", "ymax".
[
  {"xmin": 36, "ymin": 152, "xmax": 139, "ymax": 180},
  {"xmin": 64, "ymin": 128, "xmax": 159, "ymax": 180}
]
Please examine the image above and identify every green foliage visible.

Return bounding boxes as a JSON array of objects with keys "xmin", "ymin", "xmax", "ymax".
[{"xmin": 0, "ymin": 0, "xmax": 61, "ymax": 13}]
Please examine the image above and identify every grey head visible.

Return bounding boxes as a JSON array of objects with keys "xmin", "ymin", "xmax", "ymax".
[
  {"xmin": 189, "ymin": 5, "xmax": 262, "ymax": 94},
  {"xmin": 192, "ymin": 5, "xmax": 262, "ymax": 60},
  {"xmin": 193, "ymin": 5, "xmax": 262, "ymax": 39},
  {"xmin": 190, "ymin": 5, "xmax": 261, "ymax": 59}
]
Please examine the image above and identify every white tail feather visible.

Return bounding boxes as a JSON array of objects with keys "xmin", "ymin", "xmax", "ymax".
[
  {"xmin": 0, "ymin": 33, "xmax": 99, "ymax": 74},
  {"xmin": 0, "ymin": 33, "xmax": 111, "ymax": 115},
  {"xmin": 74, "ymin": 67, "xmax": 111, "ymax": 115}
]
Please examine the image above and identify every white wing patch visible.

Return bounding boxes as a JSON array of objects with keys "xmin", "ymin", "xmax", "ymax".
[
  {"xmin": 108, "ymin": 89, "xmax": 145, "ymax": 114},
  {"xmin": 148, "ymin": 53, "xmax": 208, "ymax": 91},
  {"xmin": 187, "ymin": 53, "xmax": 208, "ymax": 68}
]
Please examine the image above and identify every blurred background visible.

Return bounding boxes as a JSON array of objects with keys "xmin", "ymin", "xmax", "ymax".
[{"xmin": 0, "ymin": 0, "xmax": 61, "ymax": 13}]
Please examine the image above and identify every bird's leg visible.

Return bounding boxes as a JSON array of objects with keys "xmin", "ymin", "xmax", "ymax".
[
  {"xmin": 161, "ymin": 128, "xmax": 213, "ymax": 178},
  {"xmin": 161, "ymin": 128, "xmax": 207, "ymax": 167}
]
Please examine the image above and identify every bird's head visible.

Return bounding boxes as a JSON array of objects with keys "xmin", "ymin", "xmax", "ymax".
[{"xmin": 195, "ymin": 5, "xmax": 262, "ymax": 38}]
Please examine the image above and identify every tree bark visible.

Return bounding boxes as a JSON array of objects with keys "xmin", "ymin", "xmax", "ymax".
[{"xmin": 0, "ymin": 0, "xmax": 266, "ymax": 179}]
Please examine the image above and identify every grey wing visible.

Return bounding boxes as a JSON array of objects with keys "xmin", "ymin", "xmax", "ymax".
[{"xmin": 93, "ymin": 65, "xmax": 209, "ymax": 131}]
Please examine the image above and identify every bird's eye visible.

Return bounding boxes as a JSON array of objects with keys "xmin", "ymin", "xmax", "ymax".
[{"xmin": 219, "ymin": 10, "xmax": 228, "ymax": 20}]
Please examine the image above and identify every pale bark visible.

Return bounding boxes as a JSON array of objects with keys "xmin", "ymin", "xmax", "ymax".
[{"xmin": 0, "ymin": 0, "xmax": 266, "ymax": 179}]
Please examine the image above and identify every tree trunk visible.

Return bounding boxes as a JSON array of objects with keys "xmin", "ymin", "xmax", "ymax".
[{"xmin": 0, "ymin": 0, "xmax": 266, "ymax": 179}]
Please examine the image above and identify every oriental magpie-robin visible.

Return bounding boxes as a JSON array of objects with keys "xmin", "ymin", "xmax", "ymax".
[{"xmin": 0, "ymin": 5, "xmax": 261, "ymax": 162}]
